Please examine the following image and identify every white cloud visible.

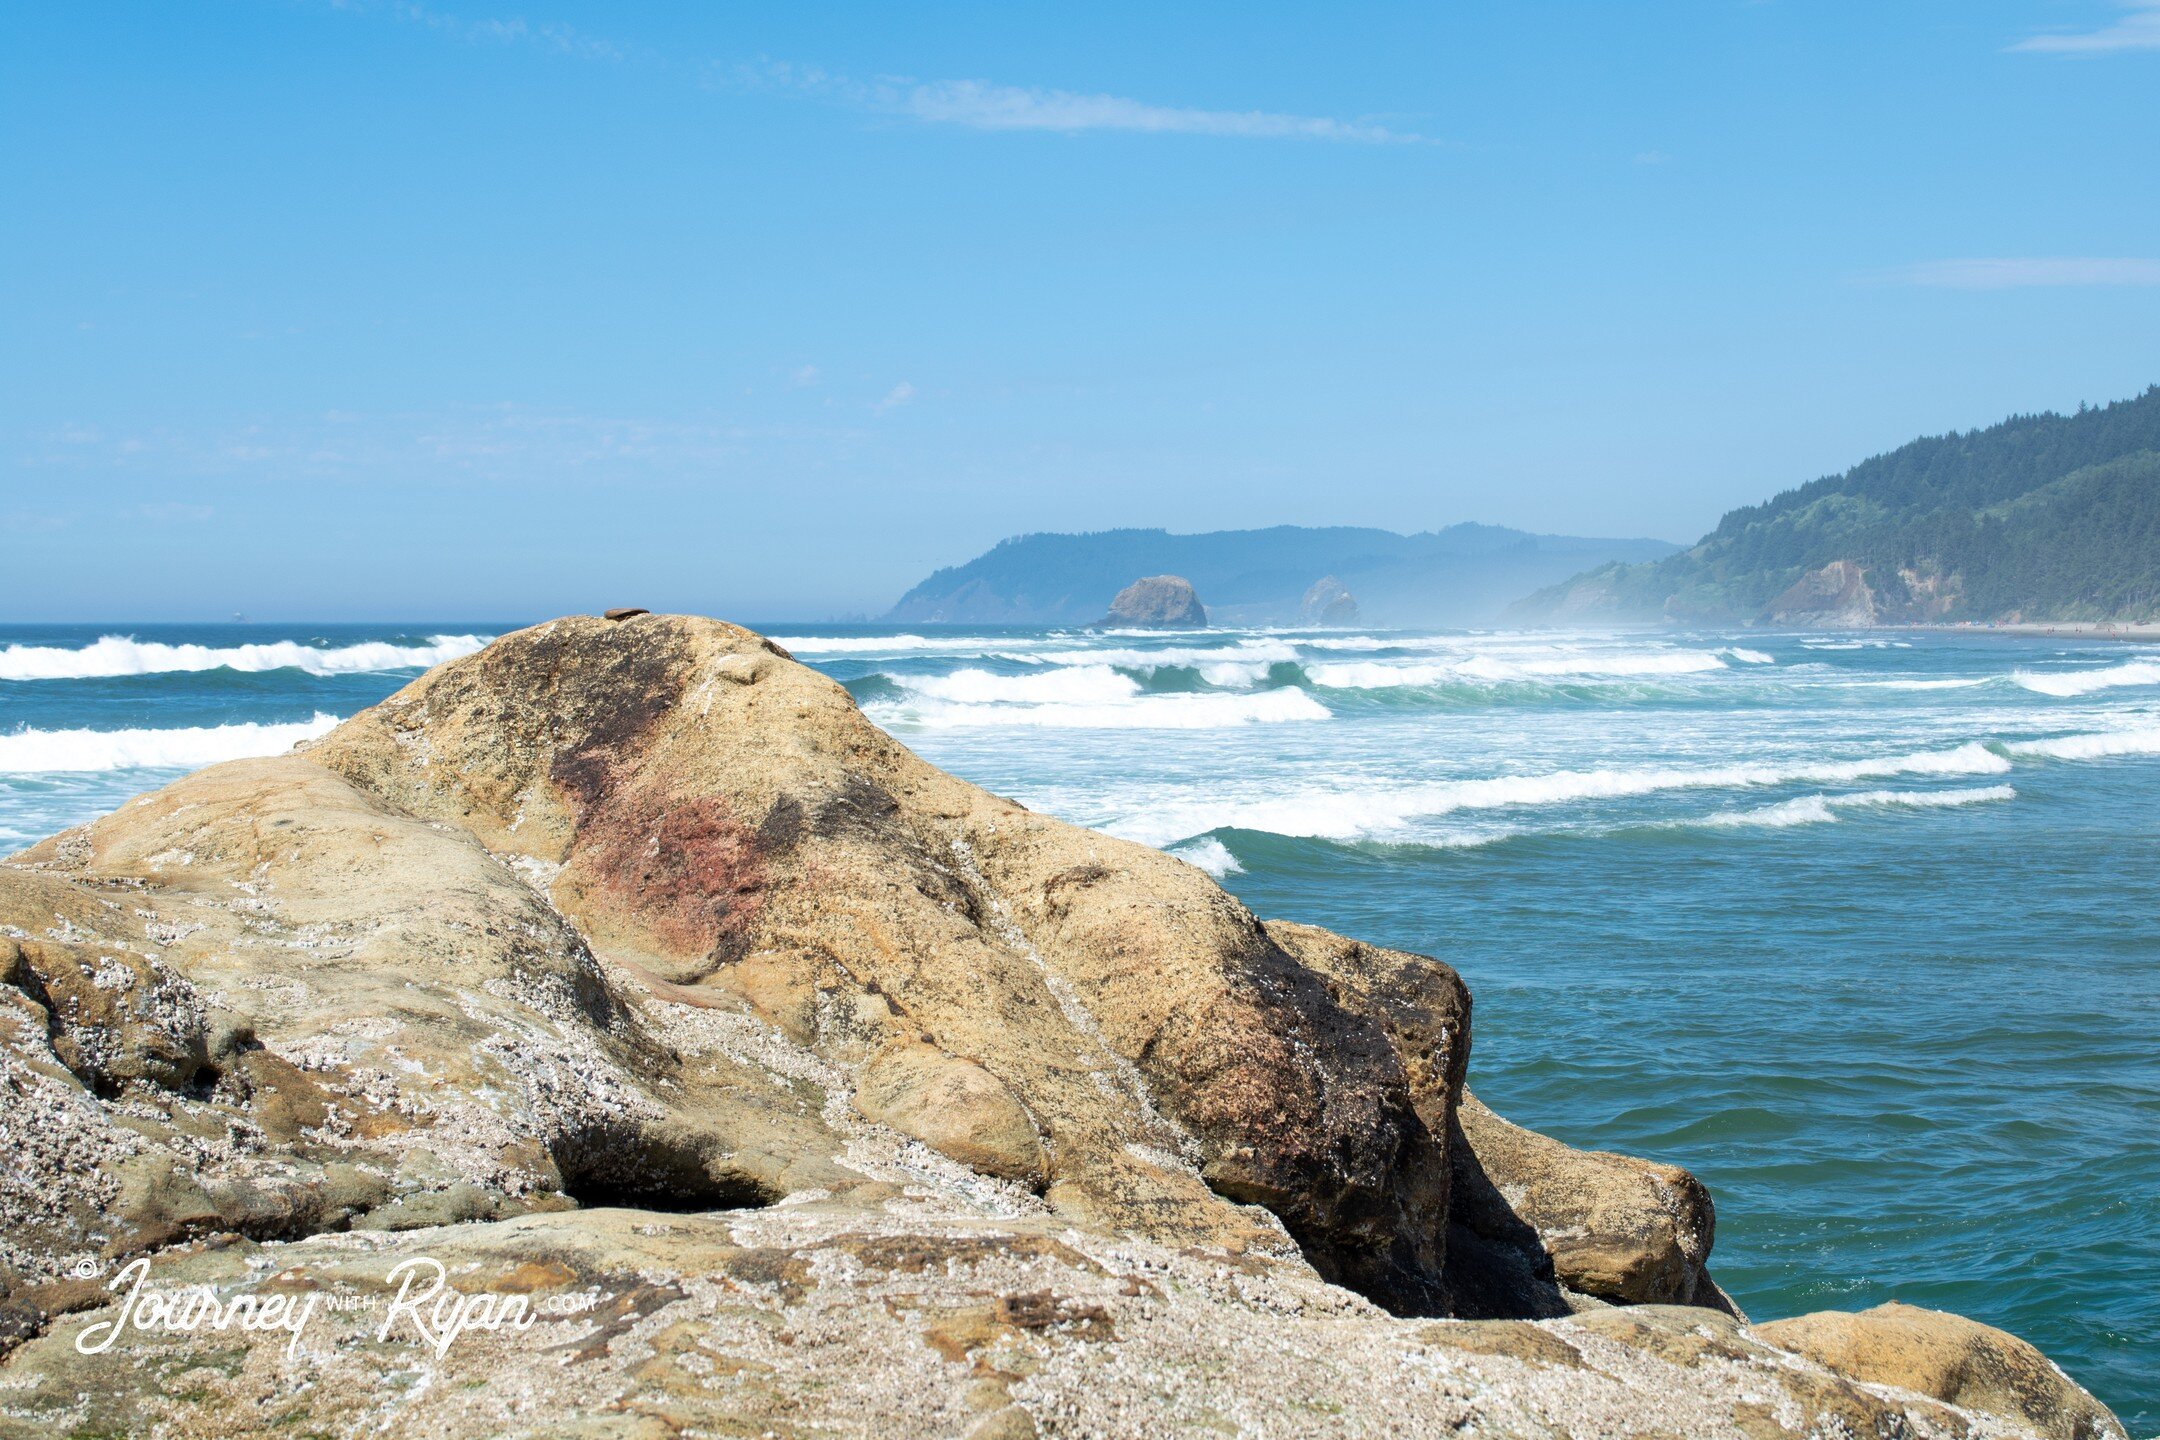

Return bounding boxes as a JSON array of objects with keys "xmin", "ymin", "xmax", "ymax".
[
  {"xmin": 2011, "ymin": 1, "xmax": 2160, "ymax": 53},
  {"xmin": 747, "ymin": 61, "xmax": 1425, "ymax": 144},
  {"xmin": 873, "ymin": 382, "xmax": 916, "ymax": 413},
  {"xmin": 1895, "ymin": 257, "xmax": 2160, "ymax": 289},
  {"xmin": 897, "ymin": 79, "xmax": 1419, "ymax": 143},
  {"xmin": 791, "ymin": 364, "xmax": 821, "ymax": 388}
]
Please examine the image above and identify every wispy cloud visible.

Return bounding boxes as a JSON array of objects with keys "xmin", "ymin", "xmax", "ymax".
[
  {"xmin": 2010, "ymin": 1, "xmax": 2160, "ymax": 53},
  {"xmin": 899, "ymin": 79, "xmax": 1419, "ymax": 143},
  {"xmin": 326, "ymin": 9, "xmax": 1425, "ymax": 144},
  {"xmin": 873, "ymin": 382, "xmax": 916, "ymax": 413},
  {"xmin": 328, "ymin": 1, "xmax": 628, "ymax": 61},
  {"xmin": 1894, "ymin": 257, "xmax": 2160, "ymax": 289},
  {"xmin": 744, "ymin": 62, "xmax": 1428, "ymax": 144}
]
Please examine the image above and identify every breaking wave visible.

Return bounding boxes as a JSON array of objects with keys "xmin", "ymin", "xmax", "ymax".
[
  {"xmin": 0, "ymin": 635, "xmax": 489, "ymax": 681},
  {"xmin": 1694, "ymin": 785, "xmax": 2017, "ymax": 830},
  {"xmin": 2005, "ymin": 727, "xmax": 2160, "ymax": 761},
  {"xmin": 2012, "ymin": 660, "xmax": 2160, "ymax": 697},
  {"xmin": 1106, "ymin": 741, "xmax": 2015, "ymax": 846},
  {"xmin": 0, "ymin": 714, "xmax": 342, "ymax": 774}
]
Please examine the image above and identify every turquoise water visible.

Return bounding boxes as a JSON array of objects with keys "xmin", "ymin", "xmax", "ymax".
[{"xmin": 3, "ymin": 622, "xmax": 2154, "ymax": 1430}]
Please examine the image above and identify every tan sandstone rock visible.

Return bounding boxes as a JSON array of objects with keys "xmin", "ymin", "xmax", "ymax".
[
  {"xmin": 855, "ymin": 1041, "xmax": 1049, "ymax": 1186},
  {"xmin": 1755, "ymin": 1303, "xmax": 2125, "ymax": 1440},
  {"xmin": 0, "ymin": 614, "xmax": 2121, "ymax": 1440}
]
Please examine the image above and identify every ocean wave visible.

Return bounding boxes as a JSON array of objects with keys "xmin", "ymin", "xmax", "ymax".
[
  {"xmin": 1845, "ymin": 677, "xmax": 1994, "ymax": 691},
  {"xmin": 2011, "ymin": 660, "xmax": 2160, "ymax": 697},
  {"xmin": 1303, "ymin": 648, "xmax": 1729, "ymax": 690},
  {"xmin": 0, "ymin": 714, "xmax": 342, "ymax": 774},
  {"xmin": 1105, "ymin": 741, "xmax": 2014, "ymax": 846},
  {"xmin": 865, "ymin": 686, "xmax": 1330, "ymax": 731},
  {"xmin": 2004, "ymin": 727, "xmax": 2160, "ymax": 760},
  {"xmin": 0, "ymin": 634, "xmax": 488, "ymax": 681},
  {"xmin": 1697, "ymin": 795, "xmax": 1840, "ymax": 828},
  {"xmin": 1695, "ymin": 785, "xmax": 2016, "ymax": 829},
  {"xmin": 1718, "ymin": 647, "xmax": 1777, "ymax": 665}
]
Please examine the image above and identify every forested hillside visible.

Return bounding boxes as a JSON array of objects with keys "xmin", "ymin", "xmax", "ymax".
[{"xmin": 1518, "ymin": 386, "xmax": 2160, "ymax": 625}]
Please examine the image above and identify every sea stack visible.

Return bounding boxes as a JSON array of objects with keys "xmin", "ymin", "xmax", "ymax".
[
  {"xmin": 0, "ymin": 615, "xmax": 2123, "ymax": 1439},
  {"xmin": 1301, "ymin": 575, "xmax": 1360, "ymax": 625},
  {"xmin": 1095, "ymin": 573, "xmax": 1207, "ymax": 628}
]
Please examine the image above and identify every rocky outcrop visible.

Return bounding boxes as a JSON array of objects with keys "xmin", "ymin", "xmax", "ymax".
[
  {"xmin": 1767, "ymin": 559, "xmax": 1881, "ymax": 626},
  {"xmin": 1300, "ymin": 575, "xmax": 1359, "ymax": 625},
  {"xmin": 1094, "ymin": 574, "xmax": 1206, "ymax": 628},
  {"xmin": 1446, "ymin": 1094, "xmax": 1735, "ymax": 1318},
  {"xmin": 0, "ymin": 615, "xmax": 2122, "ymax": 1439},
  {"xmin": 1756, "ymin": 1304, "xmax": 2123, "ymax": 1440}
]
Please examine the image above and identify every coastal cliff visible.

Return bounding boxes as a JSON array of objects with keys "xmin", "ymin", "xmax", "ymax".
[
  {"xmin": 0, "ymin": 615, "xmax": 2122, "ymax": 1439},
  {"xmin": 1514, "ymin": 385, "xmax": 2160, "ymax": 628}
]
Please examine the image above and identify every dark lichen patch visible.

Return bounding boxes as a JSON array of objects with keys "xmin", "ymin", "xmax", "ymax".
[{"xmin": 808, "ymin": 777, "xmax": 901, "ymax": 841}]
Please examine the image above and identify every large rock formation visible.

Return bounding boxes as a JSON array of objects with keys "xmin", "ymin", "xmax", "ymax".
[
  {"xmin": 1299, "ymin": 575, "xmax": 1360, "ymax": 625},
  {"xmin": 0, "ymin": 616, "xmax": 2122, "ymax": 1439},
  {"xmin": 1094, "ymin": 574, "xmax": 1206, "ymax": 628}
]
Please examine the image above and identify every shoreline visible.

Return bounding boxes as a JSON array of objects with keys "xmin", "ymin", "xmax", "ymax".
[{"xmin": 1901, "ymin": 621, "xmax": 2160, "ymax": 644}]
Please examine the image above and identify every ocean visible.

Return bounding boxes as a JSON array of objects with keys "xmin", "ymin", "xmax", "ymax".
[{"xmin": 3, "ymin": 620, "xmax": 2154, "ymax": 1431}]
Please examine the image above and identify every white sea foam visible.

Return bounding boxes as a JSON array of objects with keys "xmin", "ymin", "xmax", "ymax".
[
  {"xmin": 2011, "ymin": 660, "xmax": 2160, "ymax": 697},
  {"xmin": 1459, "ymin": 649, "xmax": 1728, "ymax": 679},
  {"xmin": 1172, "ymin": 836, "xmax": 1243, "ymax": 877},
  {"xmin": 1718, "ymin": 647, "xmax": 1777, "ymax": 665},
  {"xmin": 1009, "ymin": 640, "xmax": 1303, "ymax": 670},
  {"xmin": 0, "ymin": 714, "xmax": 341, "ymax": 774},
  {"xmin": 777, "ymin": 633, "xmax": 1043, "ymax": 655},
  {"xmin": 2005, "ymin": 727, "xmax": 2160, "ymax": 760},
  {"xmin": 866, "ymin": 687, "xmax": 1329, "ymax": 731},
  {"xmin": 1295, "ymin": 636, "xmax": 1397, "ymax": 651},
  {"xmin": 0, "ymin": 634, "xmax": 488, "ymax": 681},
  {"xmin": 1197, "ymin": 661, "xmax": 1272, "ymax": 687},
  {"xmin": 1304, "ymin": 661, "xmax": 1462, "ymax": 689},
  {"xmin": 902, "ymin": 666, "xmax": 1140, "ymax": 705},
  {"xmin": 1303, "ymin": 647, "xmax": 1728, "ymax": 690},
  {"xmin": 1106, "ymin": 741, "xmax": 2014, "ymax": 846}
]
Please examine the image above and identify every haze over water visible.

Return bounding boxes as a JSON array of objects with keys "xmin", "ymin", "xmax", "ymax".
[{"xmin": 3, "ymin": 620, "xmax": 2154, "ymax": 1431}]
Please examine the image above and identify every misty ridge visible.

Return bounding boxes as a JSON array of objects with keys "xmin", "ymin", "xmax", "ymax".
[
  {"xmin": 887, "ymin": 524, "xmax": 1680, "ymax": 627},
  {"xmin": 893, "ymin": 383, "xmax": 2160, "ymax": 632}
]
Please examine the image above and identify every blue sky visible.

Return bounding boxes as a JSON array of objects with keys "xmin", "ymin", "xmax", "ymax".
[{"xmin": 4, "ymin": 1, "xmax": 2157, "ymax": 620}]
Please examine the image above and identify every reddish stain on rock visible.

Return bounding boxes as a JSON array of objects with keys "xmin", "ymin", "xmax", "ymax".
[{"xmin": 570, "ymin": 783, "xmax": 769, "ymax": 961}]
